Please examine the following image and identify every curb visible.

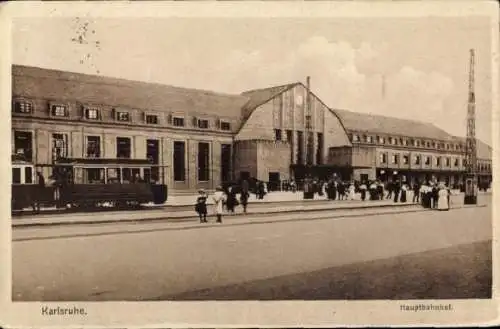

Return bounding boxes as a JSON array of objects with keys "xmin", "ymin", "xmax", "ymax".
[
  {"xmin": 13, "ymin": 203, "xmax": 420, "ymax": 228},
  {"xmin": 12, "ymin": 203, "xmax": 486, "ymax": 229}
]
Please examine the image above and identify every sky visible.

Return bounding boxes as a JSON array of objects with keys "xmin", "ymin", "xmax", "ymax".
[{"xmin": 12, "ymin": 16, "xmax": 493, "ymax": 145}]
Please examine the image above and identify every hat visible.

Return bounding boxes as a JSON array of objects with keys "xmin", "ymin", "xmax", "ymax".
[{"xmin": 198, "ymin": 189, "xmax": 205, "ymax": 194}]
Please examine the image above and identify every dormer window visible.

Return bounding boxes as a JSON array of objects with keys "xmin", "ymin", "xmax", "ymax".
[
  {"xmin": 352, "ymin": 134, "xmax": 359, "ymax": 142},
  {"xmin": 145, "ymin": 114, "xmax": 159, "ymax": 124},
  {"xmin": 198, "ymin": 119, "xmax": 209, "ymax": 129},
  {"xmin": 13, "ymin": 99, "xmax": 33, "ymax": 114},
  {"xmin": 84, "ymin": 107, "xmax": 100, "ymax": 120},
  {"xmin": 116, "ymin": 110, "xmax": 130, "ymax": 122},
  {"xmin": 173, "ymin": 117, "xmax": 185, "ymax": 127},
  {"xmin": 51, "ymin": 104, "xmax": 68, "ymax": 117},
  {"xmin": 379, "ymin": 136, "xmax": 385, "ymax": 144},
  {"xmin": 220, "ymin": 121, "xmax": 231, "ymax": 131},
  {"xmin": 367, "ymin": 136, "xmax": 373, "ymax": 143}
]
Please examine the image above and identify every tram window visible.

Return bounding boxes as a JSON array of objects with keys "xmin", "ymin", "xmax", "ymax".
[
  {"xmin": 131, "ymin": 168, "xmax": 141, "ymax": 181},
  {"xmin": 25, "ymin": 166, "xmax": 33, "ymax": 184},
  {"xmin": 144, "ymin": 168, "xmax": 151, "ymax": 183},
  {"xmin": 86, "ymin": 168, "xmax": 103, "ymax": 183},
  {"xmin": 122, "ymin": 168, "xmax": 132, "ymax": 183},
  {"xmin": 12, "ymin": 167, "xmax": 21, "ymax": 184}
]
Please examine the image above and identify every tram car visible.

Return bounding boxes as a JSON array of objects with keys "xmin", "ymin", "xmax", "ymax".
[{"xmin": 11, "ymin": 157, "xmax": 168, "ymax": 212}]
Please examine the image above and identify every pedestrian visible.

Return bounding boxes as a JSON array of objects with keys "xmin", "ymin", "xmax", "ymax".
[
  {"xmin": 413, "ymin": 181, "xmax": 420, "ymax": 203},
  {"xmin": 195, "ymin": 189, "xmax": 208, "ymax": 223},
  {"xmin": 437, "ymin": 183, "xmax": 450, "ymax": 211},
  {"xmin": 226, "ymin": 185, "xmax": 238, "ymax": 213},
  {"xmin": 393, "ymin": 181, "xmax": 400, "ymax": 203},
  {"xmin": 431, "ymin": 183, "xmax": 439, "ymax": 209},
  {"xmin": 360, "ymin": 181, "xmax": 367, "ymax": 201},
  {"xmin": 348, "ymin": 182, "xmax": 356, "ymax": 200},
  {"xmin": 400, "ymin": 183, "xmax": 407, "ymax": 203},
  {"xmin": 213, "ymin": 186, "xmax": 226, "ymax": 223},
  {"xmin": 377, "ymin": 181, "xmax": 384, "ymax": 200},
  {"xmin": 369, "ymin": 181, "xmax": 377, "ymax": 200},
  {"xmin": 386, "ymin": 181, "xmax": 393, "ymax": 200}
]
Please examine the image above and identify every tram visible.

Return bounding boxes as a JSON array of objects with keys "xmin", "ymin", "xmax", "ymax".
[{"xmin": 11, "ymin": 156, "xmax": 168, "ymax": 212}]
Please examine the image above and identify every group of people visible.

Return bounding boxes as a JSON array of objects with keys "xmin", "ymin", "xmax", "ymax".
[
  {"xmin": 195, "ymin": 180, "xmax": 251, "ymax": 223},
  {"xmin": 417, "ymin": 182, "xmax": 451, "ymax": 211}
]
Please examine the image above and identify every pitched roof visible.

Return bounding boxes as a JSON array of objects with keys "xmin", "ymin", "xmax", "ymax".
[
  {"xmin": 241, "ymin": 83, "xmax": 298, "ymax": 112},
  {"xmin": 331, "ymin": 108, "xmax": 457, "ymax": 141},
  {"xmin": 12, "ymin": 65, "xmax": 250, "ymax": 119}
]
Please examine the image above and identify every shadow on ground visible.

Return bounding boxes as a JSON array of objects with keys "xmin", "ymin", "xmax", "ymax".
[{"xmin": 155, "ymin": 240, "xmax": 492, "ymax": 300}]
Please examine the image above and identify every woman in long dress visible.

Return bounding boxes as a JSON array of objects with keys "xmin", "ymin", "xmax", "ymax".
[
  {"xmin": 348, "ymin": 183, "xmax": 356, "ymax": 200},
  {"xmin": 213, "ymin": 186, "xmax": 227, "ymax": 223},
  {"xmin": 437, "ymin": 184, "xmax": 450, "ymax": 211}
]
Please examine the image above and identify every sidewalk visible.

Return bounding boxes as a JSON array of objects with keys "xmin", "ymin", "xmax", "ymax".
[{"xmin": 13, "ymin": 199, "xmax": 422, "ymax": 228}]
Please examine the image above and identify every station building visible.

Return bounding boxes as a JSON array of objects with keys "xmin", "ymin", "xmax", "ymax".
[{"xmin": 11, "ymin": 65, "xmax": 492, "ymax": 193}]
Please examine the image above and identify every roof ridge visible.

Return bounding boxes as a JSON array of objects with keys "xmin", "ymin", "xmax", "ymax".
[{"xmin": 241, "ymin": 82, "xmax": 299, "ymax": 95}]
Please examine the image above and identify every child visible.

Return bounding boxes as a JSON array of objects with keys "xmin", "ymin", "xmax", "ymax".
[{"xmin": 195, "ymin": 189, "xmax": 208, "ymax": 223}]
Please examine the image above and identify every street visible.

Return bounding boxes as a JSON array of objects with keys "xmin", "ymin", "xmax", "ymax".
[{"xmin": 12, "ymin": 201, "xmax": 492, "ymax": 301}]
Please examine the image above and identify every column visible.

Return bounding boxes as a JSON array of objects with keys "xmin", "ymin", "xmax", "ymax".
[
  {"xmin": 134, "ymin": 135, "xmax": 146, "ymax": 159},
  {"xmin": 161, "ymin": 137, "xmax": 173, "ymax": 187},
  {"xmin": 104, "ymin": 133, "xmax": 117, "ymax": 158},
  {"xmin": 212, "ymin": 140, "xmax": 222, "ymax": 189},
  {"xmin": 36, "ymin": 129, "xmax": 50, "ymax": 164},
  {"xmin": 71, "ymin": 131, "xmax": 83, "ymax": 158}
]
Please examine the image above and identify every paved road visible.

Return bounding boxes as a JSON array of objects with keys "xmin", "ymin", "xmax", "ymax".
[{"xmin": 12, "ymin": 204, "xmax": 492, "ymax": 301}]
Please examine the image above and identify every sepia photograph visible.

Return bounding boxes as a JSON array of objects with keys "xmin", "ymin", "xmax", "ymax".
[{"xmin": 1, "ymin": 1, "xmax": 498, "ymax": 327}]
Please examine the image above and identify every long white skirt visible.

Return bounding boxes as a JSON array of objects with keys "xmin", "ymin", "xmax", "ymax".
[{"xmin": 437, "ymin": 191, "xmax": 449, "ymax": 210}]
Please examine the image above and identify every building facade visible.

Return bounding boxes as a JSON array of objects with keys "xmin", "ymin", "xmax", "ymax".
[{"xmin": 11, "ymin": 65, "xmax": 492, "ymax": 193}]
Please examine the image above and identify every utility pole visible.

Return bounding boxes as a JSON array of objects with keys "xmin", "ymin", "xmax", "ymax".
[{"xmin": 464, "ymin": 48, "xmax": 478, "ymax": 205}]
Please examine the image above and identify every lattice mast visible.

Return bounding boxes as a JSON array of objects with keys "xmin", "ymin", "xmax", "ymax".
[
  {"xmin": 465, "ymin": 49, "xmax": 477, "ymax": 175},
  {"xmin": 305, "ymin": 76, "xmax": 314, "ymax": 166}
]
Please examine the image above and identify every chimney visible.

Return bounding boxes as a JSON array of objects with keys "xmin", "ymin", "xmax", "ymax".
[{"xmin": 306, "ymin": 76, "xmax": 311, "ymax": 90}]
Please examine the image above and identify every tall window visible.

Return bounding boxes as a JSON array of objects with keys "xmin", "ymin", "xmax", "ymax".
[
  {"xmin": 380, "ymin": 153, "xmax": 387, "ymax": 164},
  {"xmin": 274, "ymin": 129, "xmax": 282, "ymax": 141},
  {"xmin": 352, "ymin": 134, "xmax": 359, "ymax": 142},
  {"xmin": 454, "ymin": 158, "xmax": 459, "ymax": 167},
  {"xmin": 446, "ymin": 157, "xmax": 451, "ymax": 167},
  {"xmin": 435, "ymin": 156, "xmax": 441, "ymax": 166},
  {"xmin": 13, "ymin": 131, "xmax": 33, "ymax": 162},
  {"xmin": 198, "ymin": 142, "xmax": 210, "ymax": 181},
  {"xmin": 13, "ymin": 100, "xmax": 33, "ymax": 114},
  {"xmin": 86, "ymin": 136, "xmax": 101, "ymax": 158},
  {"xmin": 173, "ymin": 141, "xmax": 185, "ymax": 181},
  {"xmin": 221, "ymin": 144, "xmax": 232, "ymax": 182},
  {"xmin": 52, "ymin": 133, "xmax": 68, "ymax": 161},
  {"xmin": 425, "ymin": 156, "xmax": 430, "ymax": 165},
  {"xmin": 316, "ymin": 132, "xmax": 323, "ymax": 165},
  {"xmin": 414, "ymin": 155, "xmax": 421, "ymax": 165},
  {"xmin": 392, "ymin": 154, "xmax": 399, "ymax": 164},
  {"xmin": 116, "ymin": 137, "xmax": 131, "ymax": 158},
  {"xmin": 287, "ymin": 130, "xmax": 293, "ymax": 163},
  {"xmin": 146, "ymin": 139, "xmax": 159, "ymax": 164},
  {"xmin": 297, "ymin": 131, "xmax": 304, "ymax": 164},
  {"xmin": 379, "ymin": 136, "xmax": 385, "ymax": 144},
  {"xmin": 403, "ymin": 155, "xmax": 409, "ymax": 164}
]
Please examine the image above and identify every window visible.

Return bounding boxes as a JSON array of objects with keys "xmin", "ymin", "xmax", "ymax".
[
  {"xmin": 116, "ymin": 111, "xmax": 130, "ymax": 122},
  {"xmin": 86, "ymin": 136, "xmax": 101, "ymax": 158},
  {"xmin": 367, "ymin": 136, "xmax": 373, "ymax": 143},
  {"xmin": 12, "ymin": 168, "xmax": 21, "ymax": 184},
  {"xmin": 392, "ymin": 154, "xmax": 399, "ymax": 164},
  {"xmin": 425, "ymin": 156, "xmax": 430, "ymax": 165},
  {"xmin": 446, "ymin": 157, "xmax": 451, "ymax": 167},
  {"xmin": 362, "ymin": 135, "xmax": 367, "ymax": 143},
  {"xmin": 316, "ymin": 132, "xmax": 324, "ymax": 165},
  {"xmin": 13, "ymin": 100, "xmax": 33, "ymax": 114},
  {"xmin": 221, "ymin": 144, "xmax": 232, "ymax": 182},
  {"xmin": 173, "ymin": 117, "xmax": 185, "ymax": 127},
  {"xmin": 297, "ymin": 131, "xmax": 304, "ymax": 163},
  {"xmin": 116, "ymin": 137, "xmax": 131, "ymax": 159},
  {"xmin": 13, "ymin": 131, "xmax": 33, "ymax": 162},
  {"xmin": 403, "ymin": 139, "xmax": 408, "ymax": 146},
  {"xmin": 414, "ymin": 155, "xmax": 421, "ymax": 165},
  {"xmin": 400, "ymin": 138, "xmax": 404, "ymax": 145},
  {"xmin": 462, "ymin": 159, "xmax": 466, "ymax": 167},
  {"xmin": 220, "ymin": 121, "xmax": 231, "ymax": 131},
  {"xmin": 51, "ymin": 104, "xmax": 68, "ymax": 117},
  {"xmin": 379, "ymin": 136, "xmax": 386, "ymax": 144},
  {"xmin": 274, "ymin": 129, "xmax": 282, "ymax": 141},
  {"xmin": 173, "ymin": 141, "xmax": 186, "ymax": 181},
  {"xmin": 352, "ymin": 134, "xmax": 359, "ymax": 142},
  {"xmin": 380, "ymin": 153, "xmax": 387, "ymax": 164},
  {"xmin": 454, "ymin": 158, "xmax": 459, "ymax": 167},
  {"xmin": 198, "ymin": 142, "xmax": 210, "ymax": 181},
  {"xmin": 435, "ymin": 157, "xmax": 441, "ymax": 166},
  {"xmin": 146, "ymin": 114, "xmax": 159, "ymax": 124},
  {"xmin": 84, "ymin": 107, "xmax": 100, "ymax": 120},
  {"xmin": 198, "ymin": 119, "xmax": 209, "ymax": 129},
  {"xmin": 403, "ymin": 155, "xmax": 409, "ymax": 164},
  {"xmin": 25, "ymin": 166, "xmax": 33, "ymax": 184},
  {"xmin": 426, "ymin": 141, "xmax": 431, "ymax": 148},
  {"xmin": 52, "ymin": 133, "xmax": 69, "ymax": 160}
]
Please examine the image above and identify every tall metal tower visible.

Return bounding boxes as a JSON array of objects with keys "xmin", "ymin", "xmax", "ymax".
[
  {"xmin": 464, "ymin": 48, "xmax": 478, "ymax": 204},
  {"xmin": 305, "ymin": 76, "xmax": 314, "ymax": 166}
]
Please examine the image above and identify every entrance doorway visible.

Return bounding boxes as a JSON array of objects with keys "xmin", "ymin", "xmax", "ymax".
[
  {"xmin": 146, "ymin": 139, "xmax": 159, "ymax": 180},
  {"xmin": 13, "ymin": 131, "xmax": 33, "ymax": 162},
  {"xmin": 221, "ymin": 144, "xmax": 232, "ymax": 183}
]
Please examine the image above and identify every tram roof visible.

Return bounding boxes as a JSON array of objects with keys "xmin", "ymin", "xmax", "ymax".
[{"xmin": 55, "ymin": 158, "xmax": 154, "ymax": 165}]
